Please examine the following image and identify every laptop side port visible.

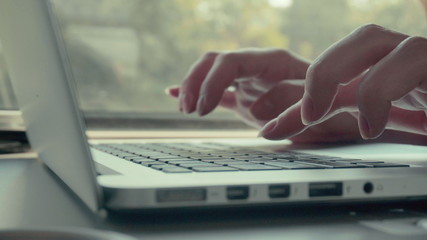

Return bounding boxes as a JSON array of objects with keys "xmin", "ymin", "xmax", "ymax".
[
  {"xmin": 309, "ymin": 182, "xmax": 343, "ymax": 197},
  {"xmin": 156, "ymin": 188, "xmax": 206, "ymax": 203},
  {"xmin": 363, "ymin": 182, "xmax": 374, "ymax": 194},
  {"xmin": 227, "ymin": 186, "xmax": 249, "ymax": 200},
  {"xmin": 269, "ymin": 184, "xmax": 290, "ymax": 199}
]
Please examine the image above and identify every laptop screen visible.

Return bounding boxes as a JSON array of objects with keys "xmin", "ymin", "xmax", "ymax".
[{"xmin": 1, "ymin": 0, "xmax": 426, "ymax": 131}]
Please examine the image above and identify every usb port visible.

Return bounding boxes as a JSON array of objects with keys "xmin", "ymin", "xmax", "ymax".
[
  {"xmin": 227, "ymin": 186, "xmax": 249, "ymax": 200},
  {"xmin": 309, "ymin": 182, "xmax": 343, "ymax": 197},
  {"xmin": 269, "ymin": 184, "xmax": 290, "ymax": 198}
]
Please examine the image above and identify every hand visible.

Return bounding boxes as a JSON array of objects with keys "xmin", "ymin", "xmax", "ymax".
[
  {"xmin": 168, "ymin": 79, "xmax": 305, "ymax": 129},
  {"xmin": 260, "ymin": 24, "xmax": 427, "ymax": 142},
  {"xmin": 167, "ymin": 49, "xmax": 363, "ymax": 143},
  {"xmin": 167, "ymin": 49, "xmax": 309, "ymax": 127}
]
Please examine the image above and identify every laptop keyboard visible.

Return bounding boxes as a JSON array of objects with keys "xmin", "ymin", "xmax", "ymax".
[{"xmin": 92, "ymin": 143, "xmax": 410, "ymax": 173}]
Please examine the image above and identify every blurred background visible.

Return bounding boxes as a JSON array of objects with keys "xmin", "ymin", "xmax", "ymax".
[{"xmin": 0, "ymin": 0, "xmax": 426, "ymax": 130}]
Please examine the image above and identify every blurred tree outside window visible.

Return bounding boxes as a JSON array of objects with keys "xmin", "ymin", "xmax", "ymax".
[{"xmin": 1, "ymin": 0, "xmax": 426, "ymax": 127}]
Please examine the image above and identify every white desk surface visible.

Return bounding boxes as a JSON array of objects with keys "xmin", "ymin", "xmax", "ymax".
[{"xmin": 1, "ymin": 144, "xmax": 427, "ymax": 240}]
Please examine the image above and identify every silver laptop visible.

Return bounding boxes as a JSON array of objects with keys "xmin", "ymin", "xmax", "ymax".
[{"xmin": 1, "ymin": 0, "xmax": 427, "ymax": 212}]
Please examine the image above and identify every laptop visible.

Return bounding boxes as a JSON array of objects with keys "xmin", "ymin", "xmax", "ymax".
[{"xmin": 1, "ymin": 0, "xmax": 427, "ymax": 213}]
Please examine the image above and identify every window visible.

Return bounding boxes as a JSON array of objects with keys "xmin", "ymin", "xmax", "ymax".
[{"xmin": 1, "ymin": 0, "xmax": 426, "ymax": 130}]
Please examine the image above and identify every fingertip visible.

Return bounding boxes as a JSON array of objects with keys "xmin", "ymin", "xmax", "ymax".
[
  {"xmin": 357, "ymin": 94, "xmax": 391, "ymax": 139},
  {"xmin": 358, "ymin": 112, "xmax": 386, "ymax": 140},
  {"xmin": 165, "ymin": 86, "xmax": 180, "ymax": 98},
  {"xmin": 358, "ymin": 114, "xmax": 372, "ymax": 139},
  {"xmin": 259, "ymin": 119, "xmax": 278, "ymax": 139},
  {"xmin": 196, "ymin": 95, "xmax": 210, "ymax": 116},
  {"xmin": 197, "ymin": 94, "xmax": 222, "ymax": 116},
  {"xmin": 301, "ymin": 94, "xmax": 314, "ymax": 125},
  {"xmin": 182, "ymin": 92, "xmax": 197, "ymax": 114},
  {"xmin": 301, "ymin": 92, "xmax": 331, "ymax": 125}
]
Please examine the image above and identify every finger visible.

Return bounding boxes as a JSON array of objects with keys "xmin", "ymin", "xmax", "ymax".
[
  {"xmin": 357, "ymin": 36, "xmax": 427, "ymax": 139},
  {"xmin": 259, "ymin": 99, "xmax": 359, "ymax": 141},
  {"xmin": 386, "ymin": 107, "xmax": 427, "ymax": 136},
  {"xmin": 166, "ymin": 86, "xmax": 180, "ymax": 98},
  {"xmin": 250, "ymin": 80, "xmax": 304, "ymax": 120},
  {"xmin": 180, "ymin": 52, "xmax": 218, "ymax": 113},
  {"xmin": 295, "ymin": 69, "xmax": 427, "ymax": 140},
  {"xmin": 196, "ymin": 49, "xmax": 309, "ymax": 116},
  {"xmin": 259, "ymin": 100, "xmax": 309, "ymax": 140},
  {"xmin": 302, "ymin": 24, "xmax": 408, "ymax": 124},
  {"xmin": 305, "ymin": 75, "xmax": 427, "ymax": 139},
  {"xmin": 166, "ymin": 86, "xmax": 237, "ymax": 110},
  {"xmin": 392, "ymin": 91, "xmax": 427, "ymax": 111},
  {"xmin": 311, "ymin": 75, "xmax": 362, "ymax": 122}
]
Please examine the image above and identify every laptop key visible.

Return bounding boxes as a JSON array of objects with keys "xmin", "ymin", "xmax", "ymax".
[
  {"xmin": 268, "ymin": 156, "xmax": 299, "ymax": 161},
  {"xmin": 192, "ymin": 166, "xmax": 238, "ymax": 172},
  {"xmin": 356, "ymin": 162, "xmax": 410, "ymax": 168},
  {"xmin": 178, "ymin": 162, "xmax": 220, "ymax": 168},
  {"xmin": 126, "ymin": 157, "xmax": 152, "ymax": 162},
  {"xmin": 298, "ymin": 161, "xmax": 366, "ymax": 168},
  {"xmin": 232, "ymin": 156, "xmax": 265, "ymax": 161},
  {"xmin": 151, "ymin": 164, "xmax": 176, "ymax": 170},
  {"xmin": 163, "ymin": 159, "xmax": 203, "ymax": 164},
  {"xmin": 295, "ymin": 160, "xmax": 367, "ymax": 168},
  {"xmin": 226, "ymin": 164, "xmax": 282, "ymax": 171},
  {"xmin": 154, "ymin": 156, "xmax": 191, "ymax": 160},
  {"xmin": 193, "ymin": 157, "xmax": 228, "ymax": 161},
  {"xmin": 204, "ymin": 160, "xmax": 247, "ymax": 165},
  {"xmin": 264, "ymin": 162, "xmax": 325, "ymax": 169},
  {"xmin": 140, "ymin": 162, "xmax": 165, "ymax": 167},
  {"xmin": 331, "ymin": 159, "xmax": 365, "ymax": 162},
  {"xmin": 161, "ymin": 167, "xmax": 192, "ymax": 173}
]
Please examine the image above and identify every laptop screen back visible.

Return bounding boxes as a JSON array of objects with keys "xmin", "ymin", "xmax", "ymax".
[{"xmin": 0, "ymin": 0, "xmax": 102, "ymax": 211}]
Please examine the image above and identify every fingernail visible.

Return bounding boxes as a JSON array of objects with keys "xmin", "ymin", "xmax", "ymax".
[
  {"xmin": 301, "ymin": 94, "xmax": 314, "ymax": 125},
  {"xmin": 359, "ymin": 114, "xmax": 372, "ymax": 139},
  {"xmin": 184, "ymin": 93, "xmax": 196, "ymax": 114},
  {"xmin": 165, "ymin": 85, "xmax": 180, "ymax": 97},
  {"xmin": 259, "ymin": 119, "xmax": 278, "ymax": 137},
  {"xmin": 179, "ymin": 93, "xmax": 186, "ymax": 113},
  {"xmin": 196, "ymin": 95, "xmax": 207, "ymax": 116}
]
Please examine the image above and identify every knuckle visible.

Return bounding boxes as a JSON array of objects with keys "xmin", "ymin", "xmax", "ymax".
[
  {"xmin": 182, "ymin": 76, "xmax": 196, "ymax": 86},
  {"xmin": 216, "ymin": 52, "xmax": 240, "ymax": 64},
  {"xmin": 306, "ymin": 62, "xmax": 327, "ymax": 83},
  {"xmin": 270, "ymin": 49, "xmax": 295, "ymax": 63},
  {"xmin": 269, "ymin": 48, "xmax": 290, "ymax": 57},
  {"xmin": 202, "ymin": 51, "xmax": 219, "ymax": 60},
  {"xmin": 353, "ymin": 24, "xmax": 387, "ymax": 38},
  {"xmin": 399, "ymin": 36, "xmax": 427, "ymax": 50}
]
